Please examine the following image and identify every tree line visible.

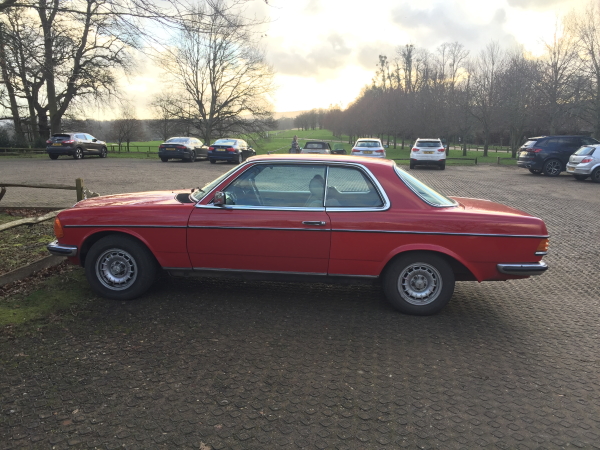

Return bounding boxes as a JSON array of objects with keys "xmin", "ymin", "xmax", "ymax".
[
  {"xmin": 0, "ymin": 0, "xmax": 274, "ymax": 147},
  {"xmin": 321, "ymin": 3, "xmax": 600, "ymax": 157}
]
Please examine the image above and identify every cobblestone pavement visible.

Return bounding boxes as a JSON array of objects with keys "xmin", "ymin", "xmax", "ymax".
[{"xmin": 1, "ymin": 159, "xmax": 600, "ymax": 449}]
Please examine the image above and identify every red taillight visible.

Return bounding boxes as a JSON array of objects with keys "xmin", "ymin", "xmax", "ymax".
[
  {"xmin": 209, "ymin": 146, "xmax": 214, "ymax": 151},
  {"xmin": 46, "ymin": 139, "xmax": 52, "ymax": 144},
  {"xmin": 62, "ymin": 139, "xmax": 74, "ymax": 144},
  {"xmin": 351, "ymin": 149, "xmax": 359, "ymax": 153},
  {"xmin": 438, "ymin": 148, "xmax": 445, "ymax": 152},
  {"xmin": 226, "ymin": 147, "xmax": 235, "ymax": 152},
  {"xmin": 531, "ymin": 148, "xmax": 543, "ymax": 153},
  {"xmin": 375, "ymin": 150, "xmax": 384, "ymax": 153},
  {"xmin": 581, "ymin": 157, "xmax": 593, "ymax": 163},
  {"xmin": 412, "ymin": 148, "xmax": 419, "ymax": 152}
]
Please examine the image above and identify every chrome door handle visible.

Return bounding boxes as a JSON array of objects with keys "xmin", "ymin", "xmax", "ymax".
[{"xmin": 302, "ymin": 221, "xmax": 326, "ymax": 226}]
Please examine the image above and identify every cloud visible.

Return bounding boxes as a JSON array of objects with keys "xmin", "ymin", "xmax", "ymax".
[
  {"xmin": 357, "ymin": 42, "xmax": 398, "ymax": 70},
  {"xmin": 506, "ymin": 0, "xmax": 563, "ymax": 8},
  {"xmin": 267, "ymin": 33, "xmax": 351, "ymax": 77},
  {"xmin": 390, "ymin": 3, "xmax": 517, "ymax": 52},
  {"xmin": 304, "ymin": 0, "xmax": 323, "ymax": 15}
]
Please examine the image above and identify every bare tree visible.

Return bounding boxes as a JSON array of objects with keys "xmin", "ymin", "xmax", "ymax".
[
  {"xmin": 159, "ymin": 0, "xmax": 275, "ymax": 146},
  {"xmin": 110, "ymin": 105, "xmax": 143, "ymax": 151},
  {"xmin": 150, "ymin": 92, "xmax": 181, "ymax": 141}
]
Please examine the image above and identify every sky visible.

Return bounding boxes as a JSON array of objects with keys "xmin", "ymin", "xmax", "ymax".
[{"xmin": 122, "ymin": 0, "xmax": 582, "ymax": 117}]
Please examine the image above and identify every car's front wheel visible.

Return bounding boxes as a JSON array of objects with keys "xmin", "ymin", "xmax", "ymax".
[
  {"xmin": 592, "ymin": 167, "xmax": 600, "ymax": 183},
  {"xmin": 73, "ymin": 148, "xmax": 83, "ymax": 160},
  {"xmin": 543, "ymin": 159, "xmax": 562, "ymax": 177},
  {"xmin": 85, "ymin": 235, "xmax": 157, "ymax": 300},
  {"xmin": 383, "ymin": 252, "xmax": 455, "ymax": 315},
  {"xmin": 99, "ymin": 147, "xmax": 108, "ymax": 158},
  {"xmin": 574, "ymin": 174, "xmax": 588, "ymax": 181}
]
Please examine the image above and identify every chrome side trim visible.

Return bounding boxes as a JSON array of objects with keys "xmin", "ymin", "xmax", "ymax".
[
  {"xmin": 64, "ymin": 225, "xmax": 187, "ymax": 228},
  {"xmin": 191, "ymin": 267, "xmax": 327, "ymax": 276},
  {"xmin": 497, "ymin": 261, "xmax": 548, "ymax": 276},
  {"xmin": 535, "ymin": 251, "xmax": 547, "ymax": 256},
  {"xmin": 188, "ymin": 226, "xmax": 329, "ymax": 232},
  {"xmin": 47, "ymin": 240, "xmax": 78, "ymax": 257},
  {"xmin": 331, "ymin": 229, "xmax": 550, "ymax": 239}
]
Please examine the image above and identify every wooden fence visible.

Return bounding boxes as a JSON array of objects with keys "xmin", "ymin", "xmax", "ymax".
[{"xmin": 0, "ymin": 178, "xmax": 86, "ymax": 203}]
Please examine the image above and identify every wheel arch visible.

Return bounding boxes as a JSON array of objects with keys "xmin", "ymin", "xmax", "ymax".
[
  {"xmin": 79, "ymin": 230, "xmax": 159, "ymax": 268},
  {"xmin": 380, "ymin": 246, "xmax": 480, "ymax": 282}
]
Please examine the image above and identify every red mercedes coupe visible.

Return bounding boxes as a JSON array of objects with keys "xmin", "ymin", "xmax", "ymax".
[{"xmin": 48, "ymin": 155, "xmax": 549, "ymax": 315}]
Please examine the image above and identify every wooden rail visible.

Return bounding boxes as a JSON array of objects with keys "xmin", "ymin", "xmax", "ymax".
[{"xmin": 0, "ymin": 178, "xmax": 85, "ymax": 202}]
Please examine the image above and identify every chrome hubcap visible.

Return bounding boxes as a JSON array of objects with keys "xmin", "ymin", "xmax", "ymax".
[
  {"xmin": 397, "ymin": 263, "xmax": 442, "ymax": 305},
  {"xmin": 96, "ymin": 248, "xmax": 137, "ymax": 291}
]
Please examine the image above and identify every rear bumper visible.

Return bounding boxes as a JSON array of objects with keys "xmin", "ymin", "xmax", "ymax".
[
  {"xmin": 566, "ymin": 163, "xmax": 593, "ymax": 175},
  {"xmin": 208, "ymin": 151, "xmax": 239, "ymax": 161},
  {"xmin": 497, "ymin": 261, "xmax": 548, "ymax": 276},
  {"xmin": 517, "ymin": 159, "xmax": 541, "ymax": 169},
  {"xmin": 47, "ymin": 147, "xmax": 74, "ymax": 155},
  {"xmin": 159, "ymin": 150, "xmax": 192, "ymax": 159},
  {"xmin": 411, "ymin": 158, "xmax": 445, "ymax": 165},
  {"xmin": 47, "ymin": 240, "xmax": 78, "ymax": 257}
]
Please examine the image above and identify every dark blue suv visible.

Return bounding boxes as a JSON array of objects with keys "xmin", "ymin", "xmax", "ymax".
[{"xmin": 517, "ymin": 135, "xmax": 599, "ymax": 176}]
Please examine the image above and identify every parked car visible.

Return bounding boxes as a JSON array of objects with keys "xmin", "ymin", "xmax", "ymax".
[
  {"xmin": 300, "ymin": 141, "xmax": 331, "ymax": 154},
  {"xmin": 207, "ymin": 138, "xmax": 255, "ymax": 164},
  {"xmin": 47, "ymin": 154, "xmax": 549, "ymax": 316},
  {"xmin": 46, "ymin": 132, "xmax": 107, "ymax": 160},
  {"xmin": 410, "ymin": 138, "xmax": 446, "ymax": 169},
  {"xmin": 517, "ymin": 135, "xmax": 599, "ymax": 176},
  {"xmin": 158, "ymin": 137, "xmax": 207, "ymax": 162},
  {"xmin": 566, "ymin": 144, "xmax": 600, "ymax": 182},
  {"xmin": 331, "ymin": 143, "xmax": 347, "ymax": 155},
  {"xmin": 351, "ymin": 138, "xmax": 386, "ymax": 158}
]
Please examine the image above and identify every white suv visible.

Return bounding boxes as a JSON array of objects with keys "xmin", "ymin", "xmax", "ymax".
[
  {"xmin": 351, "ymin": 138, "xmax": 386, "ymax": 158},
  {"xmin": 410, "ymin": 138, "xmax": 446, "ymax": 170}
]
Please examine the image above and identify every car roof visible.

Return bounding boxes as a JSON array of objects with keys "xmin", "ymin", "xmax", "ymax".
[
  {"xmin": 528, "ymin": 135, "xmax": 591, "ymax": 140},
  {"xmin": 247, "ymin": 153, "xmax": 396, "ymax": 167},
  {"xmin": 355, "ymin": 138, "xmax": 381, "ymax": 141}
]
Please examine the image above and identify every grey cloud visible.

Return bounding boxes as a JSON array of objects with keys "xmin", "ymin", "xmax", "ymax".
[
  {"xmin": 304, "ymin": 0, "xmax": 323, "ymax": 15},
  {"xmin": 506, "ymin": 0, "xmax": 563, "ymax": 7},
  {"xmin": 390, "ymin": 4, "xmax": 516, "ymax": 52},
  {"xmin": 268, "ymin": 33, "xmax": 351, "ymax": 76},
  {"xmin": 357, "ymin": 42, "xmax": 398, "ymax": 70}
]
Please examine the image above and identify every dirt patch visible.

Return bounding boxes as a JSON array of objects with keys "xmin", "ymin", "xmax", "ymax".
[{"xmin": 0, "ymin": 208, "xmax": 56, "ymax": 275}]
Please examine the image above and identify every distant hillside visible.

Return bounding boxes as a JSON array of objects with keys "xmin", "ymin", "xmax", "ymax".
[{"xmin": 273, "ymin": 111, "xmax": 307, "ymax": 119}]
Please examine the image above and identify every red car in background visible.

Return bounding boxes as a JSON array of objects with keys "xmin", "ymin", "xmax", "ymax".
[{"xmin": 47, "ymin": 155, "xmax": 549, "ymax": 315}]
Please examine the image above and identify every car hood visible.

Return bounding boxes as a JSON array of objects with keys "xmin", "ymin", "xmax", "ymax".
[{"xmin": 72, "ymin": 190, "xmax": 188, "ymax": 209}]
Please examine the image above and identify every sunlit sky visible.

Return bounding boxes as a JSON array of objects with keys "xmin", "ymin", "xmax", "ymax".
[{"xmin": 122, "ymin": 0, "xmax": 581, "ymax": 118}]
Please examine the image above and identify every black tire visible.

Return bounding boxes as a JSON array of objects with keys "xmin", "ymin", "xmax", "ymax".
[
  {"xmin": 439, "ymin": 163, "xmax": 446, "ymax": 170},
  {"xmin": 99, "ymin": 147, "xmax": 108, "ymax": 158},
  {"xmin": 573, "ymin": 174, "xmax": 588, "ymax": 181},
  {"xmin": 49, "ymin": 154, "xmax": 59, "ymax": 160},
  {"xmin": 73, "ymin": 148, "xmax": 83, "ymax": 160},
  {"xmin": 209, "ymin": 158, "xmax": 216, "ymax": 164},
  {"xmin": 543, "ymin": 159, "xmax": 562, "ymax": 177},
  {"xmin": 409, "ymin": 161, "xmax": 415, "ymax": 169},
  {"xmin": 529, "ymin": 168, "xmax": 542, "ymax": 175},
  {"xmin": 85, "ymin": 235, "xmax": 158, "ymax": 301},
  {"xmin": 236, "ymin": 153, "xmax": 243, "ymax": 164},
  {"xmin": 592, "ymin": 167, "xmax": 600, "ymax": 183},
  {"xmin": 383, "ymin": 252, "xmax": 455, "ymax": 315},
  {"xmin": 188, "ymin": 150, "xmax": 196, "ymax": 162},
  {"xmin": 160, "ymin": 157, "xmax": 169, "ymax": 162}
]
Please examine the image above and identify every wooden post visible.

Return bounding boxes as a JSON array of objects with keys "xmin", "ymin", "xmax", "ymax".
[
  {"xmin": 497, "ymin": 156, "xmax": 501, "ymax": 164},
  {"xmin": 76, "ymin": 178, "xmax": 84, "ymax": 202},
  {"xmin": 475, "ymin": 157, "xmax": 478, "ymax": 165}
]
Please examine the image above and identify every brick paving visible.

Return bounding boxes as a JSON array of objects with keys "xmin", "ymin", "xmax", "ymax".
[{"xmin": 1, "ymin": 159, "xmax": 599, "ymax": 449}]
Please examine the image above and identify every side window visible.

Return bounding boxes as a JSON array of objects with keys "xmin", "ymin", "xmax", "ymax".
[
  {"xmin": 75, "ymin": 134, "xmax": 87, "ymax": 140},
  {"xmin": 582, "ymin": 137, "xmax": 598, "ymax": 145},
  {"xmin": 86, "ymin": 134, "xmax": 95, "ymax": 141},
  {"xmin": 223, "ymin": 164, "xmax": 326, "ymax": 207},
  {"xmin": 326, "ymin": 166, "xmax": 383, "ymax": 208}
]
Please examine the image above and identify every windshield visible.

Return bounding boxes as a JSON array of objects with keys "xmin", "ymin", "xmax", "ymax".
[
  {"xmin": 190, "ymin": 165, "xmax": 241, "ymax": 202},
  {"xmin": 574, "ymin": 146, "xmax": 597, "ymax": 156},
  {"xmin": 394, "ymin": 166, "xmax": 456, "ymax": 207},
  {"xmin": 214, "ymin": 139, "xmax": 237, "ymax": 145}
]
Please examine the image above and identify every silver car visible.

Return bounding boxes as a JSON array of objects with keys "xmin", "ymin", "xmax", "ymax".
[{"xmin": 566, "ymin": 145, "xmax": 600, "ymax": 182}]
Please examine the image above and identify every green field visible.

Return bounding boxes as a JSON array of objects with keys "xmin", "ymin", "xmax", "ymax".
[{"xmin": 0, "ymin": 129, "xmax": 518, "ymax": 165}]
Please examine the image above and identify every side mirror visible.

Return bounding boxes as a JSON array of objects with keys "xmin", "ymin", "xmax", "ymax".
[
  {"xmin": 92, "ymin": 138, "xmax": 97, "ymax": 142},
  {"xmin": 214, "ymin": 191, "xmax": 226, "ymax": 206},
  {"xmin": 384, "ymin": 144, "xmax": 389, "ymax": 148}
]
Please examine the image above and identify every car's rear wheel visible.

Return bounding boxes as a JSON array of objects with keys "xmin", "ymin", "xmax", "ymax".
[
  {"xmin": 409, "ymin": 161, "xmax": 415, "ymax": 169},
  {"xmin": 543, "ymin": 159, "xmax": 562, "ymax": 177},
  {"xmin": 160, "ymin": 157, "xmax": 169, "ymax": 162},
  {"xmin": 383, "ymin": 252, "xmax": 455, "ymax": 315},
  {"xmin": 99, "ymin": 147, "xmax": 107, "ymax": 158},
  {"xmin": 73, "ymin": 148, "xmax": 83, "ymax": 160},
  {"xmin": 209, "ymin": 158, "xmax": 216, "ymax": 164},
  {"xmin": 235, "ymin": 153, "xmax": 243, "ymax": 164},
  {"xmin": 573, "ymin": 174, "xmax": 588, "ymax": 181},
  {"xmin": 188, "ymin": 151, "xmax": 196, "ymax": 162},
  {"xmin": 85, "ymin": 235, "xmax": 157, "ymax": 300},
  {"xmin": 439, "ymin": 162, "xmax": 446, "ymax": 170},
  {"xmin": 592, "ymin": 167, "xmax": 600, "ymax": 183},
  {"xmin": 49, "ymin": 154, "xmax": 58, "ymax": 160},
  {"xmin": 529, "ymin": 168, "xmax": 542, "ymax": 175}
]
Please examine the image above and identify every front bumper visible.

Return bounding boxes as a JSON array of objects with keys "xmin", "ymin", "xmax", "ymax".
[
  {"xmin": 47, "ymin": 240, "xmax": 78, "ymax": 257},
  {"xmin": 497, "ymin": 261, "xmax": 548, "ymax": 276}
]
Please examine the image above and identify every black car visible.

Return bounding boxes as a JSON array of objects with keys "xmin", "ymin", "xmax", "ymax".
[
  {"xmin": 517, "ymin": 135, "xmax": 599, "ymax": 176},
  {"xmin": 46, "ymin": 132, "xmax": 107, "ymax": 160},
  {"xmin": 207, "ymin": 138, "xmax": 255, "ymax": 164},
  {"xmin": 158, "ymin": 137, "xmax": 208, "ymax": 162}
]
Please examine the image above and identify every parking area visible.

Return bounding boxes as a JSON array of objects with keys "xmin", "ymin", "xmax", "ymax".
[{"xmin": 1, "ymin": 158, "xmax": 599, "ymax": 449}]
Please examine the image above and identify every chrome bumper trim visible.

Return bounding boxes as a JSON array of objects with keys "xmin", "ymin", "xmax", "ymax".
[
  {"xmin": 497, "ymin": 261, "xmax": 548, "ymax": 276},
  {"xmin": 47, "ymin": 240, "xmax": 78, "ymax": 257}
]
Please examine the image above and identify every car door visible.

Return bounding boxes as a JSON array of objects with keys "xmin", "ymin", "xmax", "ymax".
[
  {"xmin": 75, "ymin": 134, "xmax": 89, "ymax": 153},
  {"xmin": 187, "ymin": 163, "xmax": 331, "ymax": 274},
  {"xmin": 86, "ymin": 134, "xmax": 100, "ymax": 154}
]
